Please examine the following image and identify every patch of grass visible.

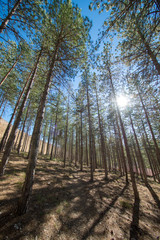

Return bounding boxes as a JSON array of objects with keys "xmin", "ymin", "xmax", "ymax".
[
  {"xmin": 56, "ymin": 200, "xmax": 70, "ymax": 214},
  {"xmin": 16, "ymin": 181, "xmax": 23, "ymax": 190},
  {"xmin": 120, "ymin": 200, "xmax": 132, "ymax": 210}
]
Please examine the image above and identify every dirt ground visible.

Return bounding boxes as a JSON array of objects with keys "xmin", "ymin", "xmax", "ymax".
[{"xmin": 0, "ymin": 152, "xmax": 160, "ymax": 240}]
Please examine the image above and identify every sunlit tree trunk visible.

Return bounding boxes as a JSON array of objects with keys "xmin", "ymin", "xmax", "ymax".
[
  {"xmin": 85, "ymin": 132, "xmax": 88, "ymax": 166},
  {"xmin": 0, "ymin": 69, "xmax": 33, "ymax": 152},
  {"xmin": 138, "ymin": 87, "xmax": 160, "ymax": 166},
  {"xmin": 50, "ymin": 100, "xmax": 59, "ymax": 160},
  {"xmin": 130, "ymin": 115, "xmax": 148, "ymax": 185},
  {"xmin": 75, "ymin": 125, "xmax": 78, "ymax": 167},
  {"xmin": 64, "ymin": 97, "xmax": 69, "ymax": 168},
  {"xmin": 108, "ymin": 64, "xmax": 139, "ymax": 199},
  {"xmin": 0, "ymin": 50, "xmax": 42, "ymax": 176},
  {"xmin": 17, "ymin": 101, "xmax": 30, "ymax": 154},
  {"xmin": 95, "ymin": 84, "xmax": 108, "ymax": 179},
  {"xmin": 115, "ymin": 113, "xmax": 128, "ymax": 182},
  {"xmin": 0, "ymin": 53, "xmax": 22, "ymax": 86},
  {"xmin": 40, "ymin": 123, "xmax": 47, "ymax": 155},
  {"xmin": 46, "ymin": 119, "xmax": 52, "ymax": 155},
  {"xmin": 17, "ymin": 43, "xmax": 58, "ymax": 215},
  {"xmin": 86, "ymin": 79, "xmax": 93, "ymax": 181},
  {"xmin": 135, "ymin": 19, "xmax": 160, "ymax": 75},
  {"xmin": 0, "ymin": 0, "xmax": 22, "ymax": 33}
]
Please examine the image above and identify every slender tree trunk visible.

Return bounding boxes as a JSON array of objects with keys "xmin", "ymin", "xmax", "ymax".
[
  {"xmin": 0, "ymin": 53, "xmax": 22, "ymax": 86},
  {"xmin": 50, "ymin": 100, "xmax": 59, "ymax": 160},
  {"xmin": 80, "ymin": 111, "xmax": 83, "ymax": 171},
  {"xmin": 54, "ymin": 136, "xmax": 58, "ymax": 158},
  {"xmin": 86, "ymin": 132, "xmax": 88, "ymax": 166},
  {"xmin": 135, "ymin": 20, "xmax": 160, "ymax": 75},
  {"xmin": 17, "ymin": 44, "xmax": 58, "ymax": 215},
  {"xmin": 41, "ymin": 123, "xmax": 47, "ymax": 155},
  {"xmin": 70, "ymin": 128, "xmax": 74, "ymax": 163},
  {"xmin": 86, "ymin": 80, "xmax": 93, "ymax": 181},
  {"xmin": 115, "ymin": 113, "xmax": 128, "ymax": 182},
  {"xmin": 17, "ymin": 101, "xmax": 30, "ymax": 154},
  {"xmin": 22, "ymin": 123, "xmax": 30, "ymax": 152},
  {"xmin": 0, "ymin": 97, "xmax": 5, "ymax": 112},
  {"xmin": 46, "ymin": 119, "xmax": 52, "ymax": 155},
  {"xmin": 75, "ymin": 125, "xmax": 78, "ymax": 167},
  {"xmin": 138, "ymin": 88, "xmax": 160, "ymax": 166},
  {"xmin": 0, "ymin": 68, "xmax": 33, "ymax": 152},
  {"xmin": 95, "ymin": 85, "xmax": 108, "ymax": 179},
  {"xmin": 0, "ymin": 0, "xmax": 22, "ymax": 33},
  {"xmin": 64, "ymin": 97, "xmax": 69, "ymax": 167},
  {"xmin": 0, "ymin": 50, "xmax": 42, "ymax": 176},
  {"xmin": 14, "ymin": 124, "xmax": 22, "ymax": 149},
  {"xmin": 108, "ymin": 64, "xmax": 139, "ymax": 199},
  {"xmin": 141, "ymin": 121, "xmax": 160, "ymax": 182},
  {"xmin": 130, "ymin": 115, "xmax": 148, "ymax": 185},
  {"xmin": 0, "ymin": 101, "xmax": 7, "ymax": 118}
]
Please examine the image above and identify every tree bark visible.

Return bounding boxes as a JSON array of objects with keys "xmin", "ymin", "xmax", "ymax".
[
  {"xmin": 0, "ymin": 53, "xmax": 22, "ymax": 86},
  {"xmin": 95, "ymin": 84, "xmax": 108, "ymax": 179},
  {"xmin": 0, "ymin": 49, "xmax": 42, "ymax": 175},
  {"xmin": 86, "ymin": 79, "xmax": 93, "ymax": 181},
  {"xmin": 0, "ymin": 0, "xmax": 22, "ymax": 33},
  {"xmin": 64, "ymin": 97, "xmax": 69, "ymax": 167},
  {"xmin": 17, "ymin": 101, "xmax": 30, "ymax": 154},
  {"xmin": 138, "ymin": 88, "xmax": 160, "ymax": 166},
  {"xmin": 135, "ymin": 19, "xmax": 160, "ymax": 75},
  {"xmin": 0, "ymin": 68, "xmax": 33, "ymax": 152},
  {"xmin": 130, "ymin": 115, "xmax": 148, "ymax": 185},
  {"xmin": 108, "ymin": 64, "xmax": 139, "ymax": 199},
  {"xmin": 17, "ymin": 45, "xmax": 58, "ymax": 215},
  {"xmin": 46, "ymin": 119, "xmax": 52, "ymax": 155}
]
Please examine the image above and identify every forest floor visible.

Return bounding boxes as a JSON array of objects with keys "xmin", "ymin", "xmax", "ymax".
[{"xmin": 0, "ymin": 152, "xmax": 160, "ymax": 240}]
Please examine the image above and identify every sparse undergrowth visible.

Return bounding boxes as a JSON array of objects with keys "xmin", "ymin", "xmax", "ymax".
[{"xmin": 0, "ymin": 152, "xmax": 160, "ymax": 240}]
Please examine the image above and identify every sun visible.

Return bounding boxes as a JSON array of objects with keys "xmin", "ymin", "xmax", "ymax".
[{"xmin": 116, "ymin": 95, "xmax": 128, "ymax": 108}]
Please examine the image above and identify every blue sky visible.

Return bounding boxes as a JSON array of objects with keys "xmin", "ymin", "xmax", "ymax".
[{"xmin": 73, "ymin": 0, "xmax": 107, "ymax": 41}]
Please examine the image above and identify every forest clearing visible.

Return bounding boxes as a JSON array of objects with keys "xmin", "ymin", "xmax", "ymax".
[
  {"xmin": 0, "ymin": 151, "xmax": 160, "ymax": 240},
  {"xmin": 0, "ymin": 0, "xmax": 160, "ymax": 240}
]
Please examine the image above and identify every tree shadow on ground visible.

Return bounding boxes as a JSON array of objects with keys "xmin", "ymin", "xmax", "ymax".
[
  {"xmin": 130, "ymin": 196, "xmax": 140, "ymax": 240},
  {"xmin": 0, "ymin": 161, "xmax": 125, "ymax": 240},
  {"xmin": 80, "ymin": 182, "xmax": 129, "ymax": 240},
  {"xmin": 146, "ymin": 183, "xmax": 160, "ymax": 209}
]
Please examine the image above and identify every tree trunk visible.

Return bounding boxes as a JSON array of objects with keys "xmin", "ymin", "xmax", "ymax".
[
  {"xmin": 108, "ymin": 64, "xmax": 139, "ymax": 199},
  {"xmin": 0, "ymin": 53, "xmax": 22, "ymax": 86},
  {"xmin": 95, "ymin": 84, "xmax": 108, "ymax": 179},
  {"xmin": 135, "ymin": 20, "xmax": 160, "ymax": 75},
  {"xmin": 138, "ymin": 88, "xmax": 160, "ymax": 166},
  {"xmin": 0, "ymin": 49, "xmax": 42, "ymax": 176},
  {"xmin": 86, "ymin": 80, "xmax": 93, "ymax": 181},
  {"xmin": 80, "ymin": 111, "xmax": 83, "ymax": 171},
  {"xmin": 50, "ymin": 100, "xmax": 59, "ymax": 160},
  {"xmin": 41, "ymin": 123, "xmax": 47, "ymax": 155},
  {"xmin": 17, "ymin": 44, "xmax": 58, "ymax": 215},
  {"xmin": 115, "ymin": 113, "xmax": 128, "ymax": 182},
  {"xmin": 46, "ymin": 119, "xmax": 52, "ymax": 155},
  {"xmin": 0, "ymin": 101, "xmax": 7, "ymax": 118},
  {"xmin": 64, "ymin": 97, "xmax": 69, "ymax": 167},
  {"xmin": 75, "ymin": 125, "xmax": 78, "ymax": 167},
  {"xmin": 0, "ymin": 0, "xmax": 22, "ymax": 33},
  {"xmin": 0, "ymin": 68, "xmax": 33, "ymax": 152},
  {"xmin": 17, "ymin": 101, "xmax": 30, "ymax": 154},
  {"xmin": 130, "ymin": 115, "xmax": 148, "ymax": 185},
  {"xmin": 86, "ymin": 132, "xmax": 89, "ymax": 166}
]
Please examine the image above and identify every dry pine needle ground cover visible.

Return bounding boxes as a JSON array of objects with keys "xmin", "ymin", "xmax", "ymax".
[{"xmin": 0, "ymin": 152, "xmax": 160, "ymax": 240}]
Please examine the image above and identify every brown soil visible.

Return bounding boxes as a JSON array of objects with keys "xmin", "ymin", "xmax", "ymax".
[{"xmin": 0, "ymin": 152, "xmax": 160, "ymax": 240}]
